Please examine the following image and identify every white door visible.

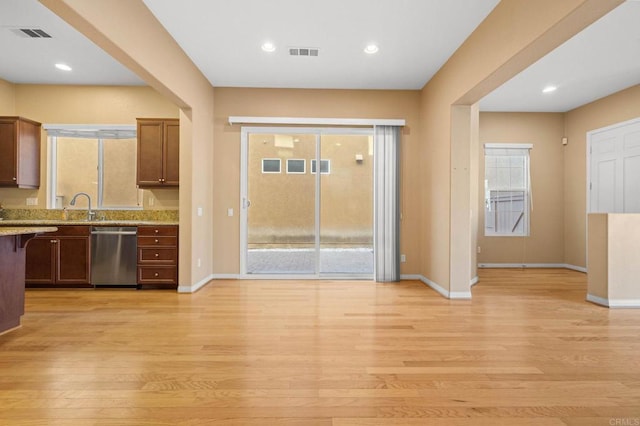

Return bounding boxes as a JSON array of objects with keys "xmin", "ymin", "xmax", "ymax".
[{"xmin": 589, "ymin": 118, "xmax": 640, "ymax": 213}]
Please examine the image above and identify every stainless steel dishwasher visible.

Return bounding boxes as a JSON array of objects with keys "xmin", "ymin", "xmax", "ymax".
[{"xmin": 90, "ymin": 226, "xmax": 137, "ymax": 287}]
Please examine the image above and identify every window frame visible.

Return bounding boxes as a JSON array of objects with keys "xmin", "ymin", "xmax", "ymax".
[
  {"xmin": 310, "ymin": 159, "xmax": 331, "ymax": 174},
  {"xmin": 286, "ymin": 158, "xmax": 306, "ymax": 174},
  {"xmin": 483, "ymin": 143, "xmax": 532, "ymax": 237},
  {"xmin": 261, "ymin": 158, "xmax": 282, "ymax": 174}
]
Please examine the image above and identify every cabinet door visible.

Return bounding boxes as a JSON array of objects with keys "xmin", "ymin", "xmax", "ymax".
[
  {"xmin": 57, "ymin": 237, "xmax": 90, "ymax": 284},
  {"xmin": 163, "ymin": 120, "xmax": 180, "ymax": 186},
  {"xmin": 0, "ymin": 119, "xmax": 17, "ymax": 185},
  {"xmin": 16, "ymin": 119, "xmax": 40, "ymax": 188},
  {"xmin": 25, "ymin": 237, "xmax": 56, "ymax": 284},
  {"xmin": 137, "ymin": 120, "xmax": 164, "ymax": 186}
]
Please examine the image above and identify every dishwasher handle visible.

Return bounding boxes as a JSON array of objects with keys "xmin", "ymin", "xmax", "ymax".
[{"xmin": 91, "ymin": 230, "xmax": 137, "ymax": 236}]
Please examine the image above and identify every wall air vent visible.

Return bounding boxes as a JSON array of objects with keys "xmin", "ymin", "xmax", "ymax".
[
  {"xmin": 11, "ymin": 28, "xmax": 52, "ymax": 38},
  {"xmin": 289, "ymin": 47, "xmax": 319, "ymax": 57}
]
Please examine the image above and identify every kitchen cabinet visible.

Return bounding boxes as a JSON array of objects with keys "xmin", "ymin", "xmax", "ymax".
[
  {"xmin": 25, "ymin": 226, "xmax": 91, "ymax": 287},
  {"xmin": 0, "ymin": 116, "xmax": 41, "ymax": 189},
  {"xmin": 136, "ymin": 118, "xmax": 179, "ymax": 187},
  {"xmin": 137, "ymin": 225, "xmax": 178, "ymax": 289},
  {"xmin": 0, "ymin": 228, "xmax": 56, "ymax": 334}
]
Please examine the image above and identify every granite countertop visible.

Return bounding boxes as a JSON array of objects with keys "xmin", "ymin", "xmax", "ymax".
[
  {"xmin": 0, "ymin": 219, "xmax": 178, "ymax": 226},
  {"xmin": 0, "ymin": 226, "xmax": 58, "ymax": 237}
]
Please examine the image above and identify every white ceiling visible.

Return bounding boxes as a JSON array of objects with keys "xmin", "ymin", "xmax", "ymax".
[
  {"xmin": 480, "ymin": 0, "xmax": 640, "ymax": 112},
  {"xmin": 0, "ymin": 0, "xmax": 143, "ymax": 85},
  {"xmin": 0, "ymin": 0, "xmax": 638, "ymax": 113},
  {"xmin": 141, "ymin": 0, "xmax": 500, "ymax": 90}
]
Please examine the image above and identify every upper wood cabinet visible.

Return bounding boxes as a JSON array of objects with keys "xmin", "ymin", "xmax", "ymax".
[
  {"xmin": 136, "ymin": 118, "xmax": 179, "ymax": 187},
  {"xmin": 0, "ymin": 116, "xmax": 41, "ymax": 189}
]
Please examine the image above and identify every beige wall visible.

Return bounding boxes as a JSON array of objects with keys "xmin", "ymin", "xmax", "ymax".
[
  {"xmin": 564, "ymin": 84, "xmax": 640, "ymax": 268},
  {"xmin": 0, "ymin": 84, "xmax": 179, "ymax": 210},
  {"xmin": 0, "ymin": 79, "xmax": 16, "ymax": 115},
  {"xmin": 213, "ymin": 87, "xmax": 421, "ymax": 275},
  {"xmin": 587, "ymin": 213, "xmax": 609, "ymax": 299},
  {"xmin": 478, "ymin": 112, "xmax": 565, "ymax": 264},
  {"xmin": 587, "ymin": 213, "xmax": 640, "ymax": 304},
  {"xmin": 419, "ymin": 0, "xmax": 620, "ymax": 294}
]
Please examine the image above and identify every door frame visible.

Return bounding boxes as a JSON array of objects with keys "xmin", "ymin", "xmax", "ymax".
[{"xmin": 240, "ymin": 126, "xmax": 375, "ymax": 279}]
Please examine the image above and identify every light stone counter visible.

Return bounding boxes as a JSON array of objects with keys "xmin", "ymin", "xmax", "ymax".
[{"xmin": 0, "ymin": 226, "xmax": 58, "ymax": 236}]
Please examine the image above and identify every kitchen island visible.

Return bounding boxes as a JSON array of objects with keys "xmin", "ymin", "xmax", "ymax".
[{"xmin": 0, "ymin": 226, "xmax": 57, "ymax": 335}]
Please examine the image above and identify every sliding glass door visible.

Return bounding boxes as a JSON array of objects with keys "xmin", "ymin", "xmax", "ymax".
[
  {"xmin": 319, "ymin": 133, "xmax": 373, "ymax": 274},
  {"xmin": 241, "ymin": 127, "xmax": 373, "ymax": 278}
]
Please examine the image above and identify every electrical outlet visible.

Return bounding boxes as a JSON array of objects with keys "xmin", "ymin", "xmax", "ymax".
[
  {"xmin": 227, "ymin": 208, "xmax": 234, "ymax": 217},
  {"xmin": 400, "ymin": 254, "xmax": 406, "ymax": 263},
  {"xmin": 26, "ymin": 197, "xmax": 38, "ymax": 206},
  {"xmin": 477, "ymin": 246, "xmax": 481, "ymax": 254},
  {"xmin": 148, "ymin": 197, "xmax": 155, "ymax": 207},
  {"xmin": 197, "ymin": 258, "xmax": 201, "ymax": 268}
]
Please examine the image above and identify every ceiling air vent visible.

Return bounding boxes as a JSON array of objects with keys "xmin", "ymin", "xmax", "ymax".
[
  {"xmin": 11, "ymin": 28, "xmax": 52, "ymax": 38},
  {"xmin": 289, "ymin": 47, "xmax": 319, "ymax": 57}
]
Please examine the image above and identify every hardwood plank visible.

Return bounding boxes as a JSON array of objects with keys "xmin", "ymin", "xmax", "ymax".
[{"xmin": 0, "ymin": 268, "xmax": 639, "ymax": 424}]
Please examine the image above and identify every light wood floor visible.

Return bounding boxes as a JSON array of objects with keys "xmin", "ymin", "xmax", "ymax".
[{"xmin": 1, "ymin": 269, "xmax": 639, "ymax": 425}]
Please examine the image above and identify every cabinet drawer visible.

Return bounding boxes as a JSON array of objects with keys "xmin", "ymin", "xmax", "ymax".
[
  {"xmin": 137, "ymin": 266, "xmax": 177, "ymax": 284},
  {"xmin": 138, "ymin": 225, "xmax": 178, "ymax": 237},
  {"xmin": 48, "ymin": 225, "xmax": 91, "ymax": 237},
  {"xmin": 137, "ymin": 236, "xmax": 177, "ymax": 247},
  {"xmin": 138, "ymin": 247, "xmax": 177, "ymax": 264}
]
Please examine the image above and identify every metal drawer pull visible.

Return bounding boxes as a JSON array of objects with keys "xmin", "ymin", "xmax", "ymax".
[
  {"xmin": 155, "ymin": 239, "xmax": 159, "ymax": 243},
  {"xmin": 155, "ymin": 253, "xmax": 159, "ymax": 257},
  {"xmin": 154, "ymin": 273, "xmax": 159, "ymax": 277}
]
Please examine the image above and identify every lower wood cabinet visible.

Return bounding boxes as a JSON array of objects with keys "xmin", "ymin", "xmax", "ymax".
[
  {"xmin": 25, "ymin": 226, "xmax": 91, "ymax": 287},
  {"xmin": 137, "ymin": 225, "xmax": 178, "ymax": 289}
]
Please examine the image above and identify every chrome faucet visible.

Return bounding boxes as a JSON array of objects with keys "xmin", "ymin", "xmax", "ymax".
[{"xmin": 69, "ymin": 192, "xmax": 95, "ymax": 221}]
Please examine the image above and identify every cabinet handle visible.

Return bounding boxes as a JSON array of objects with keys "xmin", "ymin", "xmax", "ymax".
[
  {"xmin": 155, "ymin": 253, "xmax": 159, "ymax": 257},
  {"xmin": 158, "ymin": 178, "xmax": 162, "ymax": 182},
  {"xmin": 154, "ymin": 229, "xmax": 159, "ymax": 234},
  {"xmin": 12, "ymin": 177, "xmax": 17, "ymax": 181},
  {"xmin": 154, "ymin": 273, "xmax": 159, "ymax": 277},
  {"xmin": 50, "ymin": 240, "xmax": 56, "ymax": 243},
  {"xmin": 155, "ymin": 239, "xmax": 159, "ymax": 243}
]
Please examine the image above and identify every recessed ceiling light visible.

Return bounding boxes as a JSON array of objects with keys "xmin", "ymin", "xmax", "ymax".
[
  {"xmin": 364, "ymin": 44, "xmax": 379, "ymax": 54},
  {"xmin": 542, "ymin": 85, "xmax": 557, "ymax": 93},
  {"xmin": 55, "ymin": 63, "xmax": 72, "ymax": 71},
  {"xmin": 261, "ymin": 42, "xmax": 276, "ymax": 53}
]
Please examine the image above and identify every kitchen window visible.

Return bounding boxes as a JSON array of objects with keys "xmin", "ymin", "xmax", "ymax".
[
  {"xmin": 484, "ymin": 143, "xmax": 532, "ymax": 236},
  {"xmin": 45, "ymin": 125, "xmax": 141, "ymax": 209}
]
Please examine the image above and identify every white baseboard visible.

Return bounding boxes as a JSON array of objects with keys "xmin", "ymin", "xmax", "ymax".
[
  {"xmin": 211, "ymin": 274, "xmax": 241, "ymax": 280},
  {"xmin": 478, "ymin": 263, "xmax": 587, "ymax": 273},
  {"xmin": 479, "ymin": 263, "xmax": 565, "ymax": 268},
  {"xmin": 609, "ymin": 299, "xmax": 640, "ymax": 308},
  {"xmin": 586, "ymin": 293, "xmax": 609, "ymax": 307},
  {"xmin": 450, "ymin": 291, "xmax": 472, "ymax": 300},
  {"xmin": 470, "ymin": 276, "xmax": 479, "ymax": 287},
  {"xmin": 177, "ymin": 274, "xmax": 214, "ymax": 293},
  {"xmin": 401, "ymin": 274, "xmax": 471, "ymax": 300},
  {"xmin": 564, "ymin": 264, "xmax": 587, "ymax": 273},
  {"xmin": 587, "ymin": 293, "xmax": 640, "ymax": 308}
]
